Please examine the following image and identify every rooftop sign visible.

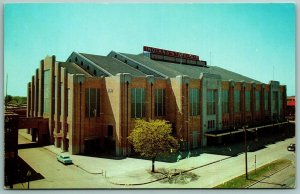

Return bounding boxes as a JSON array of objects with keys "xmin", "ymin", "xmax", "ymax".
[{"xmin": 143, "ymin": 46, "xmax": 199, "ymax": 61}]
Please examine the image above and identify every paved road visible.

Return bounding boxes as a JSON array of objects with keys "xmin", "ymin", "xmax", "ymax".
[
  {"xmin": 13, "ymin": 130, "xmax": 296, "ymax": 189},
  {"xmin": 15, "ymin": 135, "xmax": 113, "ymax": 189}
]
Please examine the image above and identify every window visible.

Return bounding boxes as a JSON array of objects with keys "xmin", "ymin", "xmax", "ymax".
[
  {"xmin": 67, "ymin": 88, "xmax": 71, "ymax": 117},
  {"xmin": 155, "ymin": 88, "xmax": 165, "ymax": 117},
  {"xmin": 125, "ymin": 59, "xmax": 127, "ymax": 64},
  {"xmin": 57, "ymin": 82, "xmax": 64, "ymax": 115},
  {"xmin": 279, "ymin": 92, "xmax": 283, "ymax": 115},
  {"xmin": 75, "ymin": 57, "xmax": 78, "ymax": 62},
  {"xmin": 264, "ymin": 92, "xmax": 269, "ymax": 111},
  {"xmin": 245, "ymin": 91, "xmax": 251, "ymax": 112},
  {"xmin": 81, "ymin": 61, "xmax": 83, "ymax": 66},
  {"xmin": 272, "ymin": 91, "xmax": 278, "ymax": 113},
  {"xmin": 207, "ymin": 120, "xmax": 215, "ymax": 129},
  {"xmin": 43, "ymin": 70, "xmax": 50, "ymax": 114},
  {"xmin": 131, "ymin": 88, "xmax": 145, "ymax": 118},
  {"xmin": 222, "ymin": 90, "xmax": 229, "ymax": 114},
  {"xmin": 234, "ymin": 90, "xmax": 240, "ymax": 113},
  {"xmin": 190, "ymin": 88, "xmax": 200, "ymax": 116},
  {"xmin": 93, "ymin": 69, "xmax": 97, "ymax": 75},
  {"xmin": 50, "ymin": 76, "xmax": 57, "ymax": 114},
  {"xmin": 207, "ymin": 89, "xmax": 217, "ymax": 115},
  {"xmin": 60, "ymin": 82, "xmax": 63, "ymax": 116},
  {"xmin": 255, "ymin": 91, "xmax": 260, "ymax": 111},
  {"xmin": 87, "ymin": 66, "xmax": 90, "ymax": 70},
  {"xmin": 85, "ymin": 88, "xmax": 100, "ymax": 117}
]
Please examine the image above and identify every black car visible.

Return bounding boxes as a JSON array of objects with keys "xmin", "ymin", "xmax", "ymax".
[{"xmin": 287, "ymin": 143, "xmax": 295, "ymax": 152}]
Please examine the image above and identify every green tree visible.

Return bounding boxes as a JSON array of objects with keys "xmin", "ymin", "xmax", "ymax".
[
  {"xmin": 4, "ymin": 95, "xmax": 12, "ymax": 105},
  {"xmin": 128, "ymin": 119, "xmax": 179, "ymax": 173}
]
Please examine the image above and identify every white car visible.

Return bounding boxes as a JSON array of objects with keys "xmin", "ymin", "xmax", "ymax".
[{"xmin": 57, "ymin": 153, "xmax": 73, "ymax": 165}]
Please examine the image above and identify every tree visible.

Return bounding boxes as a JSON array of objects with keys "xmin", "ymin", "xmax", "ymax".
[
  {"xmin": 128, "ymin": 119, "xmax": 179, "ymax": 173},
  {"xmin": 4, "ymin": 95, "xmax": 12, "ymax": 105}
]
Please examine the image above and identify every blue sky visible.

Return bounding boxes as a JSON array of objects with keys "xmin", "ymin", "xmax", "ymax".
[{"xmin": 4, "ymin": 3, "xmax": 295, "ymax": 96}]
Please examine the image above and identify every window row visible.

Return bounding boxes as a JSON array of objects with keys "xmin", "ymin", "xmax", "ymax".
[
  {"xmin": 228, "ymin": 90, "xmax": 277, "ymax": 113},
  {"xmin": 131, "ymin": 88, "xmax": 166, "ymax": 118}
]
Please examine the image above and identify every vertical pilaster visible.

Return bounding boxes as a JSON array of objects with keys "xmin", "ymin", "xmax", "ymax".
[
  {"xmin": 54, "ymin": 63, "xmax": 61, "ymax": 148},
  {"xmin": 31, "ymin": 76, "xmax": 35, "ymax": 118},
  {"xmin": 35, "ymin": 69, "xmax": 39, "ymax": 117},
  {"xmin": 38, "ymin": 60, "xmax": 44, "ymax": 117},
  {"xmin": 27, "ymin": 83, "xmax": 31, "ymax": 118}
]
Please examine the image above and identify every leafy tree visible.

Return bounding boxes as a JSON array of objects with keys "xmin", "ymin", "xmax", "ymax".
[
  {"xmin": 128, "ymin": 119, "xmax": 179, "ymax": 173},
  {"xmin": 4, "ymin": 95, "xmax": 12, "ymax": 105},
  {"xmin": 4, "ymin": 95, "xmax": 27, "ymax": 106}
]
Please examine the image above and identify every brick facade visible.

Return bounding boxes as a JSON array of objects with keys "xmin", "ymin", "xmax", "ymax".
[{"xmin": 27, "ymin": 52, "xmax": 287, "ymax": 156}]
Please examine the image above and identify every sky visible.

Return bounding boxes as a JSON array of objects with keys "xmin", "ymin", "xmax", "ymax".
[{"xmin": 4, "ymin": 3, "xmax": 295, "ymax": 96}]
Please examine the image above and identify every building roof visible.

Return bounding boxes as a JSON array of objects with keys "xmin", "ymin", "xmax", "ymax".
[
  {"xmin": 79, "ymin": 53, "xmax": 146, "ymax": 77},
  {"xmin": 122, "ymin": 53, "xmax": 261, "ymax": 83},
  {"xmin": 70, "ymin": 51, "xmax": 261, "ymax": 83},
  {"xmin": 60, "ymin": 62, "xmax": 92, "ymax": 76}
]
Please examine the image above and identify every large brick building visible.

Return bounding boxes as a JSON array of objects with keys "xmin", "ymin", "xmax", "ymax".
[{"xmin": 27, "ymin": 46, "xmax": 287, "ymax": 156}]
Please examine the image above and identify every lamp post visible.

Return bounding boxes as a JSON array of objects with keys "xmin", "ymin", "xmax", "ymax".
[
  {"xmin": 26, "ymin": 170, "xmax": 31, "ymax": 189},
  {"xmin": 243, "ymin": 125, "xmax": 248, "ymax": 180}
]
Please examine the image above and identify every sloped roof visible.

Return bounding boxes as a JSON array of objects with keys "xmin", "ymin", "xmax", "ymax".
[
  {"xmin": 122, "ymin": 53, "xmax": 260, "ymax": 83},
  {"xmin": 79, "ymin": 53, "xmax": 146, "ymax": 77},
  {"xmin": 60, "ymin": 62, "xmax": 92, "ymax": 76}
]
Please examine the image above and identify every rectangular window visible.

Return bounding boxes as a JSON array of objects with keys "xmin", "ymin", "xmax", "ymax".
[
  {"xmin": 60, "ymin": 82, "xmax": 63, "ymax": 116},
  {"xmin": 207, "ymin": 89, "xmax": 217, "ymax": 115},
  {"xmin": 131, "ymin": 88, "xmax": 146, "ymax": 118},
  {"xmin": 264, "ymin": 91, "xmax": 268, "ymax": 111},
  {"xmin": 279, "ymin": 92, "xmax": 283, "ymax": 115},
  {"xmin": 189, "ymin": 88, "xmax": 200, "ymax": 116},
  {"xmin": 222, "ymin": 90, "xmax": 229, "ymax": 114},
  {"xmin": 255, "ymin": 91, "xmax": 260, "ymax": 111},
  {"xmin": 155, "ymin": 88, "xmax": 165, "ymax": 117},
  {"xmin": 67, "ymin": 88, "xmax": 70, "ymax": 117},
  {"xmin": 53, "ymin": 76, "xmax": 56, "ymax": 114},
  {"xmin": 43, "ymin": 70, "xmax": 50, "ymax": 114},
  {"xmin": 272, "ymin": 91, "xmax": 278, "ymax": 113},
  {"xmin": 85, "ymin": 88, "xmax": 100, "ymax": 117},
  {"xmin": 234, "ymin": 90, "xmax": 240, "ymax": 113},
  {"xmin": 245, "ymin": 91, "xmax": 251, "ymax": 112}
]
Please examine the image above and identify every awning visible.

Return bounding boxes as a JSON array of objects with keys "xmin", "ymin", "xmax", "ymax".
[{"xmin": 205, "ymin": 122, "xmax": 289, "ymax": 137}]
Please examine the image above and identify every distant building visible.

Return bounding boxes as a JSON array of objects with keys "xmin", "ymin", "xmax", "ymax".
[
  {"xmin": 26, "ymin": 46, "xmax": 287, "ymax": 156},
  {"xmin": 286, "ymin": 96, "xmax": 295, "ymax": 120}
]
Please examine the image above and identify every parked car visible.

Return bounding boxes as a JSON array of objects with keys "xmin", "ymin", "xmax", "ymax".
[
  {"xmin": 57, "ymin": 153, "xmax": 73, "ymax": 164},
  {"xmin": 287, "ymin": 143, "xmax": 295, "ymax": 152}
]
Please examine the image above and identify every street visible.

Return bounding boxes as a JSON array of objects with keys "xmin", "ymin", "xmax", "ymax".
[{"xmin": 12, "ymin": 129, "xmax": 296, "ymax": 189}]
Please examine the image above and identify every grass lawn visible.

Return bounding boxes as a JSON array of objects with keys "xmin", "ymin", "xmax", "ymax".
[{"xmin": 215, "ymin": 159, "xmax": 292, "ymax": 188}]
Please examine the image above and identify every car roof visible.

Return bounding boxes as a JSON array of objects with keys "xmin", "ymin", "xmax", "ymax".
[{"xmin": 59, "ymin": 153, "xmax": 71, "ymax": 157}]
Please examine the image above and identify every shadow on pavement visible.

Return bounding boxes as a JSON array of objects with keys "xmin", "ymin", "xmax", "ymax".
[
  {"xmin": 133, "ymin": 123, "xmax": 295, "ymax": 163},
  {"xmin": 77, "ymin": 123, "xmax": 295, "ymax": 164},
  {"xmin": 7, "ymin": 156, "xmax": 45, "ymax": 185},
  {"xmin": 18, "ymin": 142, "xmax": 40, "ymax": 149}
]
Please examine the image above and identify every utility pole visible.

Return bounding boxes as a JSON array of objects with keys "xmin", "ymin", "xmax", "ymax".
[{"xmin": 244, "ymin": 125, "xmax": 248, "ymax": 180}]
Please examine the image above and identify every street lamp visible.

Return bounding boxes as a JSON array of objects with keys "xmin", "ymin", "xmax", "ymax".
[
  {"xmin": 243, "ymin": 125, "xmax": 248, "ymax": 180},
  {"xmin": 26, "ymin": 170, "xmax": 31, "ymax": 189}
]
